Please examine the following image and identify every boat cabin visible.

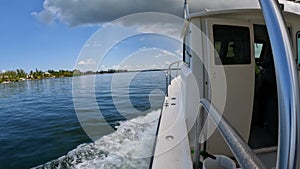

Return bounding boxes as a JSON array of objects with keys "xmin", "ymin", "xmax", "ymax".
[{"xmin": 152, "ymin": 6, "xmax": 300, "ymax": 169}]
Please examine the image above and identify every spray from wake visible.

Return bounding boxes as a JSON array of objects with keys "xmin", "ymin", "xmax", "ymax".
[{"xmin": 33, "ymin": 110, "xmax": 161, "ymax": 169}]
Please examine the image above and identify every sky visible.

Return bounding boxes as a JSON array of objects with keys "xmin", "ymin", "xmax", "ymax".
[{"xmin": 1, "ymin": 0, "xmax": 300, "ymax": 72}]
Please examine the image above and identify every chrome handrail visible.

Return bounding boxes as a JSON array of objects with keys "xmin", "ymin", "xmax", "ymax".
[
  {"xmin": 196, "ymin": 98, "xmax": 266, "ymax": 169},
  {"xmin": 166, "ymin": 61, "xmax": 182, "ymax": 96},
  {"xmin": 259, "ymin": 1, "xmax": 300, "ymax": 169},
  {"xmin": 183, "ymin": 0, "xmax": 189, "ymax": 19}
]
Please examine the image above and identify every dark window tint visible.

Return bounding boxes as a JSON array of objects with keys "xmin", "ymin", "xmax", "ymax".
[
  {"xmin": 297, "ymin": 32, "xmax": 300, "ymax": 67},
  {"xmin": 213, "ymin": 25, "xmax": 251, "ymax": 65},
  {"xmin": 183, "ymin": 43, "xmax": 191, "ymax": 66}
]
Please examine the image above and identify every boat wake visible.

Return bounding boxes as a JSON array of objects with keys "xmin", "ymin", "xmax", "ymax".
[{"xmin": 33, "ymin": 110, "xmax": 161, "ymax": 169}]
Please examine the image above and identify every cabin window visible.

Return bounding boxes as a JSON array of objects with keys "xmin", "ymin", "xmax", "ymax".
[
  {"xmin": 297, "ymin": 32, "xmax": 300, "ymax": 68},
  {"xmin": 183, "ymin": 44, "xmax": 192, "ymax": 66},
  {"xmin": 183, "ymin": 32, "xmax": 191, "ymax": 66},
  {"xmin": 213, "ymin": 25, "xmax": 251, "ymax": 65},
  {"xmin": 255, "ymin": 43, "xmax": 264, "ymax": 59}
]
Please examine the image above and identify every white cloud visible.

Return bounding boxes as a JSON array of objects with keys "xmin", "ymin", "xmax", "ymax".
[
  {"xmin": 123, "ymin": 65, "xmax": 132, "ymax": 68},
  {"xmin": 136, "ymin": 23, "xmax": 182, "ymax": 37},
  {"xmin": 93, "ymin": 42, "xmax": 102, "ymax": 47},
  {"xmin": 162, "ymin": 50, "xmax": 175, "ymax": 56},
  {"xmin": 112, "ymin": 65, "xmax": 120, "ymax": 69},
  {"xmin": 100, "ymin": 65, "xmax": 107, "ymax": 70},
  {"xmin": 107, "ymin": 48, "xmax": 179, "ymax": 71},
  {"xmin": 78, "ymin": 58, "xmax": 96, "ymax": 65},
  {"xmin": 31, "ymin": 1, "xmax": 59, "ymax": 24},
  {"xmin": 139, "ymin": 46, "xmax": 147, "ymax": 50},
  {"xmin": 31, "ymin": 10, "xmax": 55, "ymax": 24}
]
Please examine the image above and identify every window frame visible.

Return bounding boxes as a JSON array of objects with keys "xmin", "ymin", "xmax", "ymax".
[
  {"xmin": 213, "ymin": 24, "xmax": 251, "ymax": 65},
  {"xmin": 183, "ymin": 30, "xmax": 191, "ymax": 67},
  {"xmin": 297, "ymin": 31, "xmax": 300, "ymax": 69}
]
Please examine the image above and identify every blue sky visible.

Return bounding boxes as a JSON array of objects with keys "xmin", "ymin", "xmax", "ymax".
[
  {"xmin": 0, "ymin": 0, "xmax": 99, "ymax": 72},
  {"xmin": 100, "ymin": 34, "xmax": 182, "ymax": 71},
  {"xmin": 1, "ymin": 0, "xmax": 299, "ymax": 72},
  {"xmin": 0, "ymin": 0, "xmax": 182, "ymax": 72}
]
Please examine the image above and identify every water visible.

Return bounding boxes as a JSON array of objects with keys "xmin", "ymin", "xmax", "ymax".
[{"xmin": 0, "ymin": 71, "xmax": 166, "ymax": 169}]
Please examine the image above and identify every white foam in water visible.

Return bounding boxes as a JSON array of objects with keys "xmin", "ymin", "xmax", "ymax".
[{"xmin": 33, "ymin": 110, "xmax": 161, "ymax": 169}]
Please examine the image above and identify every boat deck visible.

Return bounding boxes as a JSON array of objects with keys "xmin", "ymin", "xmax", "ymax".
[{"xmin": 151, "ymin": 76, "xmax": 193, "ymax": 169}]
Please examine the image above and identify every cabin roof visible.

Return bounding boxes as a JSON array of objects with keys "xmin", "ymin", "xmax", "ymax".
[{"xmin": 187, "ymin": 8, "xmax": 300, "ymax": 20}]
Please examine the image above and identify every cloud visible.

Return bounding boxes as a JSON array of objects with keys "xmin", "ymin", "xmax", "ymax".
[
  {"xmin": 33, "ymin": 0, "xmax": 182, "ymax": 26},
  {"xmin": 162, "ymin": 50, "xmax": 176, "ymax": 56},
  {"xmin": 78, "ymin": 58, "xmax": 96, "ymax": 65},
  {"xmin": 136, "ymin": 23, "xmax": 182, "ymax": 37},
  {"xmin": 112, "ymin": 64, "xmax": 120, "ymax": 69},
  {"xmin": 150, "ymin": 49, "xmax": 180, "ymax": 59},
  {"xmin": 30, "ymin": 0, "xmax": 247, "ymax": 26},
  {"xmin": 107, "ymin": 48, "xmax": 179, "ymax": 71},
  {"xmin": 100, "ymin": 65, "xmax": 108, "ymax": 70},
  {"xmin": 31, "ymin": 1, "xmax": 59, "ymax": 24},
  {"xmin": 33, "ymin": 0, "xmax": 300, "ymax": 26},
  {"xmin": 31, "ymin": 10, "xmax": 55, "ymax": 24}
]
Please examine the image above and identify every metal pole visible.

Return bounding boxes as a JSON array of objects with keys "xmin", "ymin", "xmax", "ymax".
[
  {"xmin": 193, "ymin": 107, "xmax": 201, "ymax": 169},
  {"xmin": 200, "ymin": 99, "xmax": 266, "ymax": 169},
  {"xmin": 184, "ymin": 0, "xmax": 189, "ymax": 19},
  {"xmin": 165, "ymin": 72, "xmax": 169, "ymax": 96},
  {"xmin": 258, "ymin": 0, "xmax": 300, "ymax": 168}
]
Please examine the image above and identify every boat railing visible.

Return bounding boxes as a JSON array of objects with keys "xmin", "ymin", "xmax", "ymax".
[
  {"xmin": 194, "ymin": 98, "xmax": 266, "ymax": 169},
  {"xmin": 259, "ymin": 0, "xmax": 300, "ymax": 168},
  {"xmin": 166, "ymin": 60, "xmax": 182, "ymax": 96},
  {"xmin": 197, "ymin": 1, "xmax": 300, "ymax": 169}
]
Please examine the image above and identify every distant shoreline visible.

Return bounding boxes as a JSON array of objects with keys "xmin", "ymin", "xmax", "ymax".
[{"xmin": 0, "ymin": 69, "xmax": 168, "ymax": 84}]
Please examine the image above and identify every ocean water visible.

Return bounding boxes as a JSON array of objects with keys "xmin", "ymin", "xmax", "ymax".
[{"xmin": 0, "ymin": 71, "xmax": 166, "ymax": 169}]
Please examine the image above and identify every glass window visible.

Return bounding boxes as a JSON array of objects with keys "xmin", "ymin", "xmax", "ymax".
[
  {"xmin": 183, "ymin": 44, "xmax": 188, "ymax": 65},
  {"xmin": 213, "ymin": 25, "xmax": 251, "ymax": 65},
  {"xmin": 255, "ymin": 43, "xmax": 264, "ymax": 59},
  {"xmin": 297, "ymin": 32, "xmax": 300, "ymax": 67},
  {"xmin": 183, "ymin": 32, "xmax": 191, "ymax": 66}
]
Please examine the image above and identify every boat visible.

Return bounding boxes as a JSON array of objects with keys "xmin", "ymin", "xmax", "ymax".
[{"xmin": 150, "ymin": 0, "xmax": 300, "ymax": 168}]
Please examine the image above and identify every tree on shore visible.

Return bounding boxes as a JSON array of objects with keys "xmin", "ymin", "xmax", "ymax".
[
  {"xmin": 16, "ymin": 69, "xmax": 27, "ymax": 78},
  {"xmin": 31, "ymin": 69, "xmax": 44, "ymax": 79},
  {"xmin": 0, "ymin": 69, "xmax": 27, "ymax": 83},
  {"xmin": 0, "ymin": 68, "xmax": 128, "ymax": 83}
]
